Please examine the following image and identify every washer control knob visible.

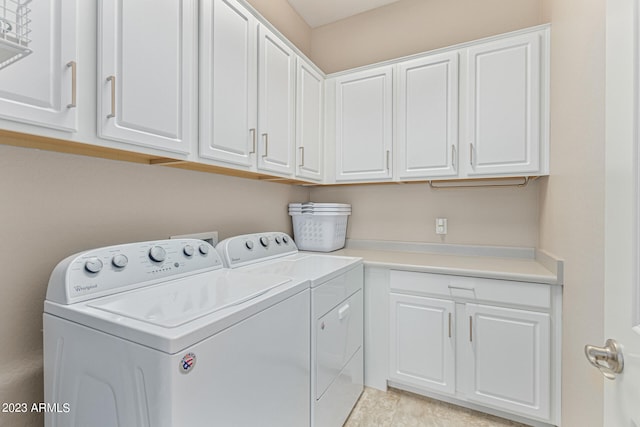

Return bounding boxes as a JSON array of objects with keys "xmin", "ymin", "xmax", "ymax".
[
  {"xmin": 199, "ymin": 244, "xmax": 210, "ymax": 255},
  {"xmin": 183, "ymin": 245, "xmax": 195, "ymax": 257},
  {"xmin": 275, "ymin": 236, "xmax": 282, "ymax": 245},
  {"xmin": 85, "ymin": 257, "xmax": 103, "ymax": 274},
  {"xmin": 282, "ymin": 236, "xmax": 289, "ymax": 244},
  {"xmin": 112, "ymin": 254, "xmax": 128, "ymax": 268},
  {"xmin": 149, "ymin": 246, "xmax": 166, "ymax": 263},
  {"xmin": 259, "ymin": 236, "xmax": 269, "ymax": 248},
  {"xmin": 245, "ymin": 241, "xmax": 254, "ymax": 250}
]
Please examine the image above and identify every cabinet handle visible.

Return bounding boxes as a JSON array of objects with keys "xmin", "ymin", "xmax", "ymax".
[
  {"xmin": 448, "ymin": 312, "xmax": 452, "ymax": 338},
  {"xmin": 106, "ymin": 75, "xmax": 116, "ymax": 119},
  {"xmin": 262, "ymin": 133, "xmax": 268, "ymax": 158},
  {"xmin": 299, "ymin": 146, "xmax": 305, "ymax": 167},
  {"xmin": 469, "ymin": 143, "xmax": 474, "ymax": 167},
  {"xmin": 448, "ymin": 285, "xmax": 475, "ymax": 292},
  {"xmin": 451, "ymin": 145, "xmax": 456, "ymax": 170},
  {"xmin": 66, "ymin": 61, "xmax": 77, "ymax": 109},
  {"xmin": 338, "ymin": 303, "xmax": 350, "ymax": 320},
  {"xmin": 249, "ymin": 128, "xmax": 256, "ymax": 154},
  {"xmin": 386, "ymin": 150, "xmax": 390, "ymax": 171},
  {"xmin": 469, "ymin": 316, "xmax": 473, "ymax": 342}
]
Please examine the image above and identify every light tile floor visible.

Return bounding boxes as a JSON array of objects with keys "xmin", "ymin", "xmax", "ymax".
[{"xmin": 344, "ymin": 387, "xmax": 529, "ymax": 427}]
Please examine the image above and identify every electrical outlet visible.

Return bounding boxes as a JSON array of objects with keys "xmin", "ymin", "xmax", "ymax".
[
  {"xmin": 170, "ymin": 231, "xmax": 219, "ymax": 246},
  {"xmin": 435, "ymin": 218, "xmax": 447, "ymax": 235}
]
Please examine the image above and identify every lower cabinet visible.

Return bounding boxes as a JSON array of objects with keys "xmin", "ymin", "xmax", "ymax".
[
  {"xmin": 464, "ymin": 303, "xmax": 550, "ymax": 420},
  {"xmin": 389, "ymin": 294, "xmax": 455, "ymax": 395},
  {"xmin": 388, "ymin": 271, "xmax": 558, "ymax": 425}
]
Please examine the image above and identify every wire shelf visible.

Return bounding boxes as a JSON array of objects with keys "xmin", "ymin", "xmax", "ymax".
[{"xmin": 0, "ymin": 0, "xmax": 32, "ymax": 69}]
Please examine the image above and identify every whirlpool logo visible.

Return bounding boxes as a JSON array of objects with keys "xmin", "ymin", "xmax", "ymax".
[
  {"xmin": 74, "ymin": 284, "xmax": 98, "ymax": 292},
  {"xmin": 179, "ymin": 352, "xmax": 196, "ymax": 374}
]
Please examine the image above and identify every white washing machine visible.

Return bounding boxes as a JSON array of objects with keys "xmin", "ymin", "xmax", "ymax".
[
  {"xmin": 216, "ymin": 232, "xmax": 364, "ymax": 427},
  {"xmin": 43, "ymin": 238, "xmax": 310, "ymax": 427}
]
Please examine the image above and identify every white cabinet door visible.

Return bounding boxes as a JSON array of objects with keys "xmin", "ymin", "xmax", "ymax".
[
  {"xmin": 257, "ymin": 25, "xmax": 295, "ymax": 176},
  {"xmin": 464, "ymin": 303, "xmax": 550, "ymax": 420},
  {"xmin": 465, "ymin": 33, "xmax": 541, "ymax": 176},
  {"xmin": 0, "ymin": 0, "xmax": 77, "ymax": 131},
  {"xmin": 334, "ymin": 66, "xmax": 393, "ymax": 182},
  {"xmin": 389, "ymin": 293, "xmax": 455, "ymax": 395},
  {"xmin": 98, "ymin": 0, "xmax": 196, "ymax": 155},
  {"xmin": 199, "ymin": 0, "xmax": 258, "ymax": 168},
  {"xmin": 296, "ymin": 59, "xmax": 323, "ymax": 181},
  {"xmin": 397, "ymin": 52, "xmax": 459, "ymax": 179}
]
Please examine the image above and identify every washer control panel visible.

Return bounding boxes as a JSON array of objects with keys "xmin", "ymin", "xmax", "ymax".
[
  {"xmin": 216, "ymin": 232, "xmax": 297, "ymax": 268},
  {"xmin": 46, "ymin": 239, "xmax": 223, "ymax": 305}
]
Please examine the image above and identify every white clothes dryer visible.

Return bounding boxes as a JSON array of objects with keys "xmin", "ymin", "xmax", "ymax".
[
  {"xmin": 43, "ymin": 238, "xmax": 310, "ymax": 427},
  {"xmin": 216, "ymin": 232, "xmax": 364, "ymax": 427}
]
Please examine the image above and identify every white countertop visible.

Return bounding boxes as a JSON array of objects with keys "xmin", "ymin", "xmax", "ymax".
[{"xmin": 323, "ymin": 240, "xmax": 563, "ymax": 285}]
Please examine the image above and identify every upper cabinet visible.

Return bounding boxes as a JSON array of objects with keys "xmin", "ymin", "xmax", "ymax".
[
  {"xmin": 0, "ymin": 0, "xmax": 77, "ymax": 131},
  {"xmin": 0, "ymin": 0, "xmax": 546, "ymax": 186},
  {"xmin": 397, "ymin": 52, "xmax": 459, "ymax": 180},
  {"xmin": 464, "ymin": 32, "xmax": 543, "ymax": 176},
  {"xmin": 97, "ymin": 0, "xmax": 197, "ymax": 155},
  {"xmin": 199, "ymin": 0, "xmax": 318, "ymax": 180},
  {"xmin": 333, "ymin": 66, "xmax": 393, "ymax": 182},
  {"xmin": 199, "ymin": 0, "xmax": 258, "ymax": 168},
  {"xmin": 330, "ymin": 26, "xmax": 549, "ymax": 184},
  {"xmin": 296, "ymin": 59, "xmax": 324, "ymax": 181},
  {"xmin": 257, "ymin": 25, "xmax": 296, "ymax": 176}
]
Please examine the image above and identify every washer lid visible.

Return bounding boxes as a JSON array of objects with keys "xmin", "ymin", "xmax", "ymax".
[{"xmin": 87, "ymin": 270, "xmax": 291, "ymax": 328}]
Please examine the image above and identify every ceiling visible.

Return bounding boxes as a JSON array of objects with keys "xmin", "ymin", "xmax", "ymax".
[{"xmin": 287, "ymin": 0, "xmax": 401, "ymax": 28}]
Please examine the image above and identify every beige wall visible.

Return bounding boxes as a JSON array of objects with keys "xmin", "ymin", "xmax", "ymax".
[
  {"xmin": 538, "ymin": 0, "xmax": 606, "ymax": 426},
  {"xmin": 310, "ymin": 0, "xmax": 545, "ymax": 73},
  {"xmin": 310, "ymin": 183, "xmax": 540, "ymax": 247},
  {"xmin": 246, "ymin": 0, "xmax": 312, "ymax": 56},
  {"xmin": 0, "ymin": 145, "xmax": 308, "ymax": 426}
]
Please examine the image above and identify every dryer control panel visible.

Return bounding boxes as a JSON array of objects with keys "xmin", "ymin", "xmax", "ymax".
[
  {"xmin": 216, "ymin": 232, "xmax": 298, "ymax": 268},
  {"xmin": 46, "ymin": 239, "xmax": 223, "ymax": 305}
]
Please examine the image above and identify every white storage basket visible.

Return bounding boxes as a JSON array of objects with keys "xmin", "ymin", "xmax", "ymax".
[{"xmin": 290, "ymin": 211, "xmax": 350, "ymax": 252}]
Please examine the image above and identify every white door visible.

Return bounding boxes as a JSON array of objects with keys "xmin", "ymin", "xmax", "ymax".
[
  {"xmin": 257, "ymin": 25, "xmax": 295, "ymax": 176},
  {"xmin": 199, "ymin": 0, "xmax": 258, "ymax": 168},
  {"xmin": 0, "ymin": 0, "xmax": 77, "ymax": 131},
  {"xmin": 595, "ymin": 0, "xmax": 640, "ymax": 424},
  {"xmin": 334, "ymin": 66, "xmax": 393, "ymax": 182},
  {"xmin": 296, "ymin": 59, "xmax": 324, "ymax": 181},
  {"xmin": 465, "ymin": 32, "xmax": 541, "ymax": 176},
  {"xmin": 465, "ymin": 303, "xmax": 550, "ymax": 420},
  {"xmin": 98, "ymin": 0, "xmax": 196, "ymax": 155},
  {"xmin": 397, "ymin": 51, "xmax": 459, "ymax": 179},
  {"xmin": 389, "ymin": 293, "xmax": 455, "ymax": 395}
]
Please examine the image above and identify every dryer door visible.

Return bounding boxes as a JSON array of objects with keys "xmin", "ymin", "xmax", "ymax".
[{"xmin": 315, "ymin": 289, "xmax": 363, "ymax": 399}]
